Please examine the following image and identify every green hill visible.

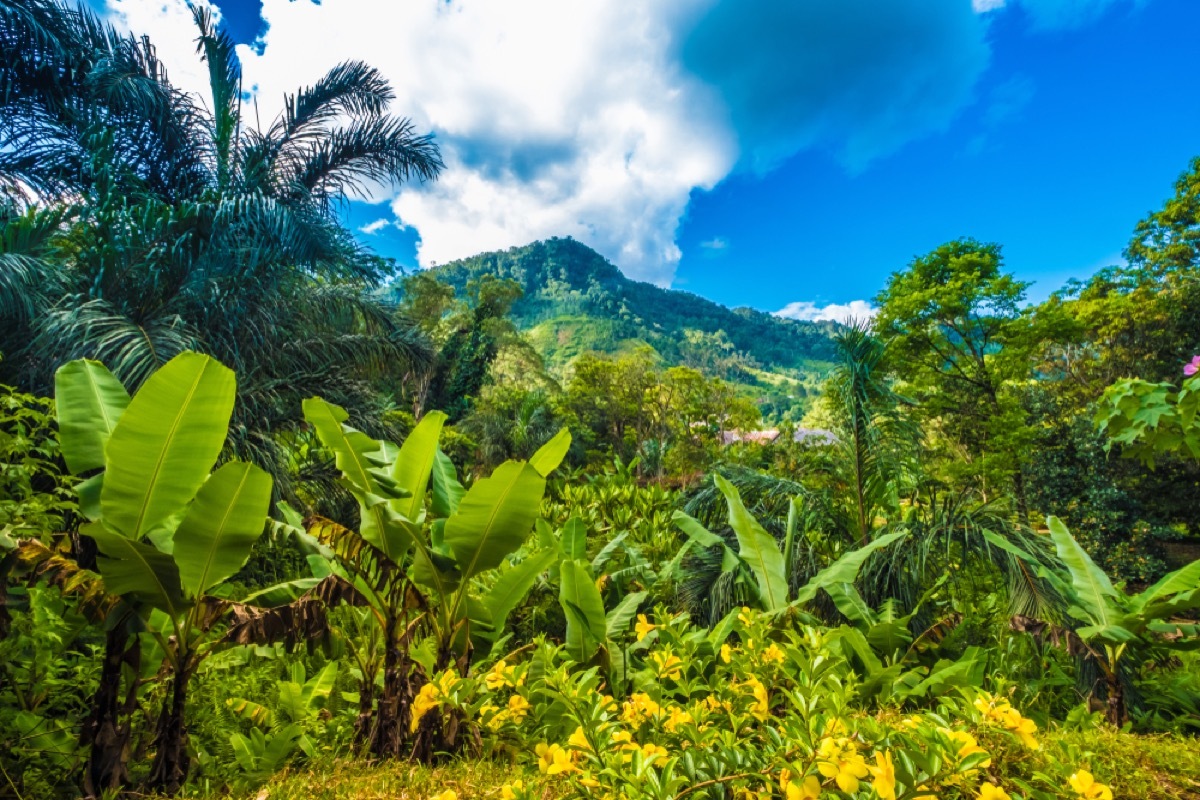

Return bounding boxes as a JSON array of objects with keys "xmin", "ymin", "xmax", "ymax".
[{"xmin": 428, "ymin": 237, "xmax": 840, "ymax": 414}]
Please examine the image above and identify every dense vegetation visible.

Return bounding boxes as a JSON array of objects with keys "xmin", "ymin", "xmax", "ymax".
[
  {"xmin": 417, "ymin": 238, "xmax": 840, "ymax": 417},
  {"xmin": 2, "ymin": 3, "xmax": 1200, "ymax": 800}
]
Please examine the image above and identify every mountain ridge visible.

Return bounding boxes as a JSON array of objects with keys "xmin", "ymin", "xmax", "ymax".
[{"xmin": 426, "ymin": 238, "xmax": 839, "ymax": 414}]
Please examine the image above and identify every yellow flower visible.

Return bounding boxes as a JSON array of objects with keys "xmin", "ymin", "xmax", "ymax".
[
  {"xmin": 431, "ymin": 792, "xmax": 457, "ymax": 800},
  {"xmin": 737, "ymin": 606, "xmax": 754, "ymax": 626},
  {"xmin": 977, "ymin": 783, "xmax": 1010, "ymax": 800},
  {"xmin": 506, "ymin": 693, "xmax": 531, "ymax": 722},
  {"xmin": 595, "ymin": 574, "xmax": 610, "ymax": 591},
  {"xmin": 640, "ymin": 742, "xmax": 669, "ymax": 761},
  {"xmin": 1008, "ymin": 714, "xmax": 1039, "ymax": 749},
  {"xmin": 869, "ymin": 750, "xmax": 897, "ymax": 800},
  {"xmin": 664, "ymin": 705, "xmax": 694, "ymax": 733},
  {"xmin": 783, "ymin": 775, "xmax": 822, "ymax": 800},
  {"xmin": 651, "ymin": 650, "xmax": 684, "ymax": 681},
  {"xmin": 720, "ymin": 643, "xmax": 733, "ymax": 663},
  {"xmin": 485, "ymin": 659, "xmax": 510, "ymax": 691},
  {"xmin": 762, "ymin": 643, "xmax": 785, "ymax": 664},
  {"xmin": 578, "ymin": 774, "xmax": 601, "ymax": 788},
  {"xmin": 913, "ymin": 785, "xmax": 938, "ymax": 800},
  {"xmin": 500, "ymin": 781, "xmax": 523, "ymax": 800},
  {"xmin": 816, "ymin": 738, "xmax": 869, "ymax": 793},
  {"xmin": 621, "ymin": 692, "xmax": 662, "ymax": 724},
  {"xmin": 535, "ymin": 742, "xmax": 576, "ymax": 775},
  {"xmin": 568, "ymin": 725, "xmax": 592, "ymax": 751},
  {"xmin": 742, "ymin": 676, "xmax": 769, "ymax": 720},
  {"xmin": 599, "ymin": 694, "xmax": 617, "ymax": 713},
  {"xmin": 1068, "ymin": 770, "xmax": 1113, "ymax": 800},
  {"xmin": 635, "ymin": 614, "xmax": 656, "ymax": 641}
]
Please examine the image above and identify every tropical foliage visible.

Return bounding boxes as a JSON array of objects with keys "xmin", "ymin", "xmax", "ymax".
[{"xmin": 1, "ymin": 3, "xmax": 1199, "ymax": 799}]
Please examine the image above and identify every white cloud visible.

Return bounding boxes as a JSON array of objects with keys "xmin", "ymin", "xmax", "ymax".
[
  {"xmin": 359, "ymin": 218, "xmax": 392, "ymax": 235},
  {"xmin": 99, "ymin": 0, "xmax": 1142, "ymax": 286},
  {"xmin": 973, "ymin": 0, "xmax": 1007, "ymax": 12},
  {"xmin": 775, "ymin": 300, "xmax": 877, "ymax": 325},
  {"xmin": 699, "ymin": 237, "xmax": 729, "ymax": 251}
]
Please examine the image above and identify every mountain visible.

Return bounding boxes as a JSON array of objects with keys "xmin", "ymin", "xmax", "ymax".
[{"xmin": 429, "ymin": 238, "xmax": 840, "ymax": 413}]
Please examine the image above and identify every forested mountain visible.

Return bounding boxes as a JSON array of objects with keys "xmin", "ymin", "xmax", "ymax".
[{"xmin": 423, "ymin": 237, "xmax": 839, "ymax": 398}]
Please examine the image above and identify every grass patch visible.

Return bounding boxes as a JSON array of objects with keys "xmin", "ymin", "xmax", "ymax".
[
  {"xmin": 205, "ymin": 729, "xmax": 1200, "ymax": 800},
  {"xmin": 205, "ymin": 759, "xmax": 556, "ymax": 800},
  {"xmin": 1044, "ymin": 728, "xmax": 1200, "ymax": 800}
]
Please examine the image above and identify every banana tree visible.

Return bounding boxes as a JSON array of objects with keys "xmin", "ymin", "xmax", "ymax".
[
  {"xmin": 50, "ymin": 353, "xmax": 276, "ymax": 795},
  {"xmin": 1042, "ymin": 517, "xmax": 1200, "ymax": 725},
  {"xmin": 296, "ymin": 398, "xmax": 567, "ymax": 760},
  {"xmin": 672, "ymin": 474, "xmax": 906, "ymax": 615}
]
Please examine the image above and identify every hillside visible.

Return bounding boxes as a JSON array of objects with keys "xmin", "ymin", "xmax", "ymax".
[{"xmin": 428, "ymin": 238, "xmax": 839, "ymax": 413}]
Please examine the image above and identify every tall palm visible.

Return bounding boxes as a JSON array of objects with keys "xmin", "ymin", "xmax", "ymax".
[{"xmin": 0, "ymin": 0, "xmax": 442, "ymax": 490}]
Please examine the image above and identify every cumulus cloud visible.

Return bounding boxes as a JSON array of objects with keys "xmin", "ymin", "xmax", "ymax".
[
  {"xmin": 699, "ymin": 237, "xmax": 729, "ymax": 252},
  {"xmin": 359, "ymin": 218, "xmax": 392, "ymax": 235},
  {"xmin": 100, "ymin": 0, "xmax": 1146, "ymax": 286},
  {"xmin": 775, "ymin": 300, "xmax": 877, "ymax": 325}
]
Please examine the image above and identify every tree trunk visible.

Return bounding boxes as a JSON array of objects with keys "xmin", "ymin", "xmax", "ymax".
[
  {"xmin": 1104, "ymin": 668, "xmax": 1127, "ymax": 727},
  {"xmin": 146, "ymin": 658, "xmax": 192, "ymax": 796},
  {"xmin": 81, "ymin": 621, "xmax": 139, "ymax": 798},
  {"xmin": 370, "ymin": 616, "xmax": 411, "ymax": 759}
]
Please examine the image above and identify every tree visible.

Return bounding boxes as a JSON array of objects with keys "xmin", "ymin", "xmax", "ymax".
[
  {"xmin": 875, "ymin": 240, "xmax": 1038, "ymax": 519},
  {"xmin": 0, "ymin": 1, "xmax": 441, "ymax": 492},
  {"xmin": 19, "ymin": 353, "xmax": 299, "ymax": 795}
]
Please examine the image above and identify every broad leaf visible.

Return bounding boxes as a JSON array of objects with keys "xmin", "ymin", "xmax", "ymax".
[
  {"xmin": 87, "ymin": 523, "xmax": 184, "ymax": 616},
  {"xmin": 560, "ymin": 516, "xmax": 587, "ymax": 561},
  {"xmin": 444, "ymin": 461, "xmax": 545, "ymax": 580},
  {"xmin": 793, "ymin": 530, "xmax": 907, "ymax": 606},
  {"xmin": 54, "ymin": 359, "xmax": 130, "ymax": 475},
  {"xmin": 1133, "ymin": 558, "xmax": 1200, "ymax": 611},
  {"xmin": 431, "ymin": 449, "xmax": 465, "ymax": 518},
  {"xmin": 102, "ymin": 353, "xmax": 235, "ymax": 542},
  {"xmin": 482, "ymin": 549, "xmax": 558, "ymax": 638},
  {"xmin": 605, "ymin": 591, "xmax": 647, "ymax": 640},
  {"xmin": 1047, "ymin": 516, "xmax": 1119, "ymax": 627},
  {"xmin": 391, "ymin": 411, "xmax": 447, "ymax": 521},
  {"xmin": 714, "ymin": 475, "xmax": 789, "ymax": 611},
  {"xmin": 559, "ymin": 559, "xmax": 608, "ymax": 663},
  {"xmin": 528, "ymin": 428, "xmax": 571, "ymax": 477},
  {"xmin": 173, "ymin": 461, "xmax": 272, "ymax": 598},
  {"xmin": 303, "ymin": 397, "xmax": 409, "ymax": 561}
]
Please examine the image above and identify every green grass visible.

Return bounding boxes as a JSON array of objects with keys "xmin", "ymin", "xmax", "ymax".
[
  {"xmin": 204, "ymin": 759, "xmax": 555, "ymax": 800},
  {"xmin": 1044, "ymin": 728, "xmax": 1200, "ymax": 799},
  {"xmin": 206, "ymin": 729, "xmax": 1200, "ymax": 800}
]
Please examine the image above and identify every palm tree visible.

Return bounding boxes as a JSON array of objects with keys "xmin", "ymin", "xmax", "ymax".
[{"xmin": 0, "ymin": 0, "xmax": 442, "ymax": 490}]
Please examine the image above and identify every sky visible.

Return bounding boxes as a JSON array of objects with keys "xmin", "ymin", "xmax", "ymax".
[{"xmin": 98, "ymin": 0, "xmax": 1200, "ymax": 322}]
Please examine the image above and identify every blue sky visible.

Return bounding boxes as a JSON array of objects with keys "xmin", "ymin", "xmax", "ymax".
[{"xmin": 105, "ymin": 0, "xmax": 1200, "ymax": 320}]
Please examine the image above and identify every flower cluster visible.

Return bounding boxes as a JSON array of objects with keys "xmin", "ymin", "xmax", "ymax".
[
  {"xmin": 973, "ymin": 692, "xmax": 1040, "ymax": 749},
  {"xmin": 410, "ymin": 669, "xmax": 459, "ymax": 732}
]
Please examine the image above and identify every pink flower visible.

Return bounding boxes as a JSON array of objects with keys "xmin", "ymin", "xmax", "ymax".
[{"xmin": 1186, "ymin": 355, "xmax": 1200, "ymax": 377}]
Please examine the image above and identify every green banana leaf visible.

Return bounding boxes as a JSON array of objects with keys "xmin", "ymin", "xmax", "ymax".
[
  {"xmin": 560, "ymin": 559, "xmax": 607, "ymax": 663},
  {"xmin": 478, "ymin": 549, "xmax": 558, "ymax": 648},
  {"xmin": 173, "ymin": 461, "xmax": 272, "ymax": 598},
  {"xmin": 303, "ymin": 398, "xmax": 410, "ymax": 561},
  {"xmin": 431, "ymin": 449, "xmax": 465, "ymax": 518},
  {"xmin": 443, "ymin": 461, "xmax": 545, "ymax": 580},
  {"xmin": 528, "ymin": 428, "xmax": 571, "ymax": 477},
  {"xmin": 87, "ymin": 522, "xmax": 185, "ymax": 617},
  {"xmin": 1047, "ymin": 516, "xmax": 1119, "ymax": 628},
  {"xmin": 102, "ymin": 353, "xmax": 235, "ymax": 542},
  {"xmin": 560, "ymin": 516, "xmax": 588, "ymax": 561},
  {"xmin": 391, "ymin": 411, "xmax": 447, "ymax": 522},
  {"xmin": 792, "ymin": 530, "xmax": 907, "ymax": 606},
  {"xmin": 54, "ymin": 359, "xmax": 129, "ymax": 475},
  {"xmin": 605, "ymin": 591, "xmax": 648, "ymax": 641},
  {"xmin": 713, "ymin": 475, "xmax": 789, "ymax": 611}
]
